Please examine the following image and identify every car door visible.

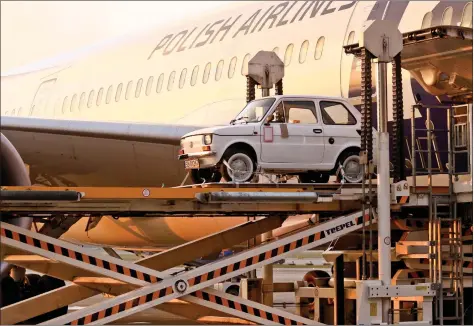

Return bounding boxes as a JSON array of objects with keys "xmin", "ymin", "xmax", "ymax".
[
  {"xmin": 318, "ymin": 100, "xmax": 360, "ymax": 165},
  {"xmin": 260, "ymin": 99, "xmax": 324, "ymax": 166}
]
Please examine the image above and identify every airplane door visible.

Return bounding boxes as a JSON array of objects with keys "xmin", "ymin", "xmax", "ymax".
[
  {"xmin": 340, "ymin": 1, "xmax": 379, "ymax": 101},
  {"xmin": 29, "ymin": 78, "xmax": 57, "ymax": 116}
]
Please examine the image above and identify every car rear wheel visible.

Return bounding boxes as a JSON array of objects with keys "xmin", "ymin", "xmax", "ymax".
[
  {"xmin": 190, "ymin": 168, "xmax": 221, "ymax": 184},
  {"xmin": 337, "ymin": 151, "xmax": 363, "ymax": 183},
  {"xmin": 221, "ymin": 149, "xmax": 256, "ymax": 183}
]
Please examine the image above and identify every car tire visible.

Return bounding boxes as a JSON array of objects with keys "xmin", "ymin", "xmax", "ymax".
[
  {"xmin": 299, "ymin": 172, "xmax": 330, "ymax": 184},
  {"xmin": 337, "ymin": 151, "xmax": 363, "ymax": 183},
  {"xmin": 190, "ymin": 168, "xmax": 222, "ymax": 184},
  {"xmin": 221, "ymin": 148, "xmax": 256, "ymax": 183}
]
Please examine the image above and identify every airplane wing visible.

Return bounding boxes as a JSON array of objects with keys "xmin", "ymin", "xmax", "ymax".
[
  {"xmin": 1, "ymin": 116, "xmax": 202, "ymax": 187},
  {"xmin": 1, "ymin": 116, "xmax": 199, "ymax": 145}
]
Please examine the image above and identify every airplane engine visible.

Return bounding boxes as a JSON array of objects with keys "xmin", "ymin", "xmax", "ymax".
[{"xmin": 0, "ymin": 132, "xmax": 32, "ymax": 277}]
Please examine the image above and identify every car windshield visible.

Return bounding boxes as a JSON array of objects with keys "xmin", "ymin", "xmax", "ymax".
[{"xmin": 231, "ymin": 98, "xmax": 276, "ymax": 124}]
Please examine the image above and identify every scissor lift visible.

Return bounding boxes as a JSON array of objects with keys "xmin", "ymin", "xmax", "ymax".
[{"xmin": 0, "ymin": 181, "xmax": 442, "ymax": 325}]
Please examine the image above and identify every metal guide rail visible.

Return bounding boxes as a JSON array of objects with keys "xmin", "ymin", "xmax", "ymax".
[
  {"xmin": 1, "ymin": 209, "xmax": 373, "ymax": 325},
  {"xmin": 0, "ymin": 182, "xmax": 448, "ymax": 216}
]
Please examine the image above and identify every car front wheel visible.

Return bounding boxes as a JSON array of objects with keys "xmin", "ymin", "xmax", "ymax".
[{"xmin": 221, "ymin": 149, "xmax": 256, "ymax": 183}]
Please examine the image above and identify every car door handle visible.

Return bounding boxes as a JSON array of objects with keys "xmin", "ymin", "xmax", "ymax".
[{"xmin": 313, "ymin": 129, "xmax": 322, "ymax": 134}]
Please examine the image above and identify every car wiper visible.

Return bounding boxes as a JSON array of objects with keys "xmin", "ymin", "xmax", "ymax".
[{"xmin": 230, "ymin": 116, "xmax": 249, "ymax": 125}]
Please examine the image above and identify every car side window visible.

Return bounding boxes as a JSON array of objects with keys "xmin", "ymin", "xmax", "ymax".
[
  {"xmin": 319, "ymin": 101, "xmax": 356, "ymax": 125},
  {"xmin": 267, "ymin": 100, "xmax": 317, "ymax": 124},
  {"xmin": 285, "ymin": 101, "xmax": 318, "ymax": 124},
  {"xmin": 286, "ymin": 101, "xmax": 318, "ymax": 124}
]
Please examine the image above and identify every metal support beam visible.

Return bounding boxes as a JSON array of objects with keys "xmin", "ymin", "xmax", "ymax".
[
  {"xmin": 261, "ymin": 231, "xmax": 273, "ymax": 307},
  {"xmin": 376, "ymin": 61, "xmax": 392, "ymax": 323},
  {"xmin": 136, "ymin": 217, "xmax": 283, "ymax": 271},
  {"xmin": 333, "ymin": 254, "xmax": 345, "ymax": 325}
]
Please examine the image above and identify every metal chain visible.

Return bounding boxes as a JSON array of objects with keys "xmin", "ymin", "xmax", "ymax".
[
  {"xmin": 275, "ymin": 79, "xmax": 283, "ymax": 95},
  {"xmin": 360, "ymin": 48, "xmax": 374, "ymax": 279},
  {"xmin": 392, "ymin": 53, "xmax": 405, "ymax": 182},
  {"xmin": 246, "ymin": 76, "xmax": 256, "ymax": 103}
]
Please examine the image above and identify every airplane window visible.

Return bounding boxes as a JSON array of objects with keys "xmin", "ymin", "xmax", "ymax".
[
  {"xmin": 191, "ymin": 65, "xmax": 199, "ymax": 86},
  {"xmin": 136, "ymin": 78, "xmax": 143, "ymax": 97},
  {"xmin": 146, "ymin": 76, "xmax": 154, "ymax": 95},
  {"xmin": 442, "ymin": 7, "xmax": 453, "ymax": 25},
  {"xmin": 461, "ymin": 3, "xmax": 472, "ymax": 27},
  {"xmin": 115, "ymin": 83, "xmax": 123, "ymax": 102},
  {"xmin": 179, "ymin": 69, "xmax": 187, "ymax": 89},
  {"xmin": 421, "ymin": 12, "xmax": 432, "ymax": 28},
  {"xmin": 97, "ymin": 88, "xmax": 104, "ymax": 106},
  {"xmin": 346, "ymin": 31, "xmax": 355, "ymax": 45},
  {"xmin": 314, "ymin": 36, "xmax": 325, "ymax": 60},
  {"xmin": 284, "ymin": 44, "xmax": 293, "ymax": 66},
  {"xmin": 62, "ymin": 96, "xmax": 70, "ymax": 113},
  {"xmin": 70, "ymin": 94, "xmax": 78, "ymax": 112},
  {"xmin": 125, "ymin": 81, "xmax": 133, "ymax": 100},
  {"xmin": 203, "ymin": 63, "xmax": 211, "ymax": 84},
  {"xmin": 216, "ymin": 60, "xmax": 224, "ymax": 81},
  {"xmin": 168, "ymin": 71, "xmax": 176, "ymax": 91},
  {"xmin": 79, "ymin": 92, "xmax": 86, "ymax": 110},
  {"xmin": 156, "ymin": 74, "xmax": 164, "ymax": 93},
  {"xmin": 106, "ymin": 86, "xmax": 113, "ymax": 104},
  {"xmin": 299, "ymin": 40, "xmax": 309, "ymax": 64},
  {"xmin": 88, "ymin": 90, "xmax": 95, "ymax": 108},
  {"xmin": 241, "ymin": 54, "xmax": 250, "ymax": 75},
  {"xmin": 228, "ymin": 57, "xmax": 237, "ymax": 78}
]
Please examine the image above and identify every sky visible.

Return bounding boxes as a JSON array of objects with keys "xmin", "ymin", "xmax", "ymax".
[{"xmin": 0, "ymin": 1, "xmax": 230, "ymax": 73}]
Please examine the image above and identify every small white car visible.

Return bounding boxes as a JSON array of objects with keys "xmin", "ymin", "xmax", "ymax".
[{"xmin": 179, "ymin": 95, "xmax": 373, "ymax": 184}]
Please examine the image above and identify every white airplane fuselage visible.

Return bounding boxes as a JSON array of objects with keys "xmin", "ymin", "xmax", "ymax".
[{"xmin": 1, "ymin": 1, "xmax": 471, "ymax": 249}]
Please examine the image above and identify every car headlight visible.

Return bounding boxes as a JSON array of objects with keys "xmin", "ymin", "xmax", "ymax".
[{"xmin": 203, "ymin": 134, "xmax": 213, "ymax": 145}]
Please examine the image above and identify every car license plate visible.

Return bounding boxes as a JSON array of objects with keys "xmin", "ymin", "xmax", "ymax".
[{"xmin": 185, "ymin": 159, "xmax": 200, "ymax": 169}]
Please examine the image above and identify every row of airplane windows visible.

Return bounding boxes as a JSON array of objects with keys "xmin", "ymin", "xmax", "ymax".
[
  {"xmin": 47, "ymin": 4, "xmax": 469, "ymax": 116},
  {"xmin": 421, "ymin": 4, "xmax": 472, "ymax": 29},
  {"xmin": 5, "ymin": 4, "xmax": 471, "ymax": 117},
  {"xmin": 56, "ymin": 37, "xmax": 327, "ymax": 114},
  {"xmin": 5, "ymin": 37, "xmax": 327, "ymax": 117}
]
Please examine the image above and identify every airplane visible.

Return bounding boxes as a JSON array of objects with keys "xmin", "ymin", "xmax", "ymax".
[{"xmin": 0, "ymin": 0, "xmax": 472, "ymax": 251}]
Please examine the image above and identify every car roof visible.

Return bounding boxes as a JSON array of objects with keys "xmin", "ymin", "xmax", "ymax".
[{"xmin": 267, "ymin": 95, "xmax": 351, "ymax": 101}]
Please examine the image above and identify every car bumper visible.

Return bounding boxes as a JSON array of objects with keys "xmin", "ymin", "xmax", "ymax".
[
  {"xmin": 178, "ymin": 151, "xmax": 219, "ymax": 169},
  {"xmin": 178, "ymin": 151, "xmax": 216, "ymax": 160}
]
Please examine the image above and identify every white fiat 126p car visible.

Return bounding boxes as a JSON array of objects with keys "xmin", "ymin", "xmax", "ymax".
[{"xmin": 178, "ymin": 95, "xmax": 373, "ymax": 184}]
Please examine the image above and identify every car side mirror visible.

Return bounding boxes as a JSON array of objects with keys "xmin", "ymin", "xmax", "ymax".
[{"xmin": 264, "ymin": 115, "xmax": 274, "ymax": 126}]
